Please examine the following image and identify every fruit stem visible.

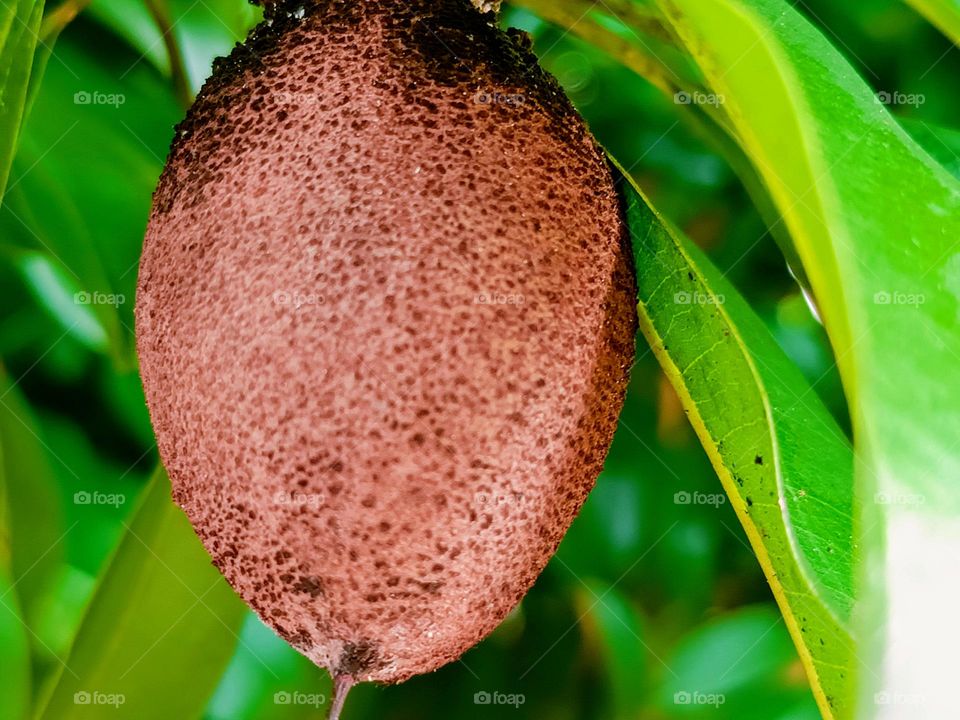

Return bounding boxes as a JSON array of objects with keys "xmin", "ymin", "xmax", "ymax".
[{"xmin": 327, "ymin": 675, "xmax": 355, "ymax": 720}]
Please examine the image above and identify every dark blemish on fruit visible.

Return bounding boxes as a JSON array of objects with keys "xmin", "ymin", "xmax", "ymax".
[
  {"xmin": 337, "ymin": 641, "xmax": 379, "ymax": 676},
  {"xmin": 293, "ymin": 575, "xmax": 325, "ymax": 597}
]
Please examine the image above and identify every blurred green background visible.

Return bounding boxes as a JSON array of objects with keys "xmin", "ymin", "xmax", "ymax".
[{"xmin": 1, "ymin": 0, "xmax": 957, "ymax": 718}]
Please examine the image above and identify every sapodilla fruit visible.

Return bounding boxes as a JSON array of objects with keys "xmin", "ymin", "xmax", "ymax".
[{"xmin": 136, "ymin": 0, "xmax": 637, "ymax": 703}]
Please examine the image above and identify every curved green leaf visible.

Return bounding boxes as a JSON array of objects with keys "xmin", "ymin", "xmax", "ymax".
[
  {"xmin": 618, "ymin": 169, "xmax": 855, "ymax": 719},
  {"xmin": 0, "ymin": 364, "xmax": 65, "ymax": 632},
  {"xmin": 512, "ymin": 0, "xmax": 814, "ymax": 292},
  {"xmin": 511, "ymin": 0, "xmax": 698, "ymax": 97},
  {"xmin": 902, "ymin": 0, "xmax": 960, "ymax": 45},
  {"xmin": 0, "ymin": 0, "xmax": 44, "ymax": 199},
  {"xmin": 574, "ymin": 580, "xmax": 647, "ymax": 719},
  {"xmin": 651, "ymin": 0, "xmax": 960, "ymax": 714},
  {"xmin": 0, "ymin": 378, "xmax": 32, "ymax": 720},
  {"xmin": 658, "ymin": 605, "xmax": 820, "ymax": 719},
  {"xmin": 901, "ymin": 117, "xmax": 960, "ymax": 179},
  {"xmin": 0, "ymin": 568, "xmax": 31, "ymax": 720},
  {"xmin": 87, "ymin": 0, "xmax": 262, "ymax": 97},
  {"xmin": 37, "ymin": 467, "xmax": 246, "ymax": 720},
  {"xmin": 7, "ymin": 249, "xmax": 110, "ymax": 353},
  {"xmin": 1, "ymin": 29, "xmax": 181, "ymax": 365}
]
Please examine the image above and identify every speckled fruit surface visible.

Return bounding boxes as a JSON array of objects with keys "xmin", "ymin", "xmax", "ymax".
[{"xmin": 136, "ymin": 0, "xmax": 637, "ymax": 683}]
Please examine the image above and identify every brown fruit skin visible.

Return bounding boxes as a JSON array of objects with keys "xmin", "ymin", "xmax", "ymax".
[{"xmin": 136, "ymin": 0, "xmax": 637, "ymax": 683}]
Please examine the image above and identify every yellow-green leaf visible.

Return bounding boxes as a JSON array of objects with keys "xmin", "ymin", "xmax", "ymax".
[
  {"xmin": 652, "ymin": 0, "xmax": 960, "ymax": 714},
  {"xmin": 0, "ymin": 0, "xmax": 44, "ymax": 198},
  {"xmin": 902, "ymin": 0, "xmax": 960, "ymax": 45},
  {"xmin": 618, "ymin": 168, "xmax": 856, "ymax": 719},
  {"xmin": 37, "ymin": 467, "xmax": 247, "ymax": 720}
]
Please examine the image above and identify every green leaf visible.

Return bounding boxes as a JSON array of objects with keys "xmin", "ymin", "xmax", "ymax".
[
  {"xmin": 1, "ymin": 169, "xmax": 124, "ymax": 361},
  {"xmin": 0, "ymin": 567, "xmax": 31, "ymax": 720},
  {"xmin": 1, "ymin": 27, "xmax": 181, "ymax": 365},
  {"xmin": 901, "ymin": 0, "xmax": 960, "ymax": 44},
  {"xmin": 574, "ymin": 580, "xmax": 647, "ymax": 719},
  {"xmin": 513, "ymin": 0, "xmax": 815, "ymax": 294},
  {"xmin": 8, "ymin": 249, "xmax": 110, "ymax": 353},
  {"xmin": 36, "ymin": 467, "xmax": 247, "ymax": 720},
  {"xmin": 87, "ymin": 0, "xmax": 262, "ymax": 96},
  {"xmin": 658, "ymin": 605, "xmax": 819, "ymax": 719},
  {"xmin": 0, "ymin": 372, "xmax": 32, "ymax": 720},
  {"xmin": 0, "ymin": 364, "xmax": 65, "ymax": 631},
  {"xmin": 901, "ymin": 117, "xmax": 960, "ymax": 179},
  {"xmin": 651, "ymin": 0, "xmax": 960, "ymax": 713},
  {"xmin": 617, "ymin": 170, "xmax": 855, "ymax": 719},
  {"xmin": 0, "ymin": 0, "xmax": 44, "ymax": 199},
  {"xmin": 510, "ymin": 0, "xmax": 700, "ymax": 98}
]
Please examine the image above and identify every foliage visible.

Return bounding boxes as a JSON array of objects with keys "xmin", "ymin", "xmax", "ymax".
[{"xmin": 1, "ymin": 0, "xmax": 957, "ymax": 718}]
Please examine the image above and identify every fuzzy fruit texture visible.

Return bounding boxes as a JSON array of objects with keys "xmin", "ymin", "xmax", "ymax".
[{"xmin": 136, "ymin": 0, "xmax": 637, "ymax": 684}]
